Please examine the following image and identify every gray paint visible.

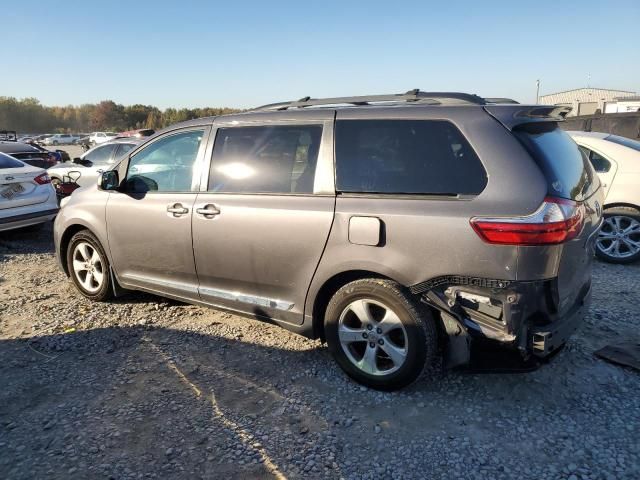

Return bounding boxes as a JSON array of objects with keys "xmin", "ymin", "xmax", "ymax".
[{"xmin": 54, "ymin": 101, "xmax": 602, "ymax": 340}]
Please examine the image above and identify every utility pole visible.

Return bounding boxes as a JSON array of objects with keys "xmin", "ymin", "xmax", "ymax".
[{"xmin": 536, "ymin": 79, "xmax": 540, "ymax": 103}]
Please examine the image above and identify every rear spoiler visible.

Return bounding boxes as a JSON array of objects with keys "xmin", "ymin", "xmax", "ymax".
[{"xmin": 483, "ymin": 105, "xmax": 572, "ymax": 131}]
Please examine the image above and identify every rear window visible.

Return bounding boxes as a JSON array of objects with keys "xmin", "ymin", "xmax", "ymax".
[
  {"xmin": 605, "ymin": 134, "xmax": 640, "ymax": 152},
  {"xmin": 0, "ymin": 152, "xmax": 24, "ymax": 168},
  {"xmin": 335, "ymin": 120, "xmax": 487, "ymax": 195},
  {"xmin": 514, "ymin": 123, "xmax": 597, "ymax": 201}
]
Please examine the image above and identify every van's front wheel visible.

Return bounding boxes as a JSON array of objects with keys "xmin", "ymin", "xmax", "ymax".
[
  {"xmin": 66, "ymin": 230, "xmax": 113, "ymax": 301},
  {"xmin": 324, "ymin": 279, "xmax": 437, "ymax": 391}
]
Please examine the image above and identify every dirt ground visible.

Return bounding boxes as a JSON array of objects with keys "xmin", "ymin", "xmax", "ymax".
[{"xmin": 1, "ymin": 224, "xmax": 639, "ymax": 479}]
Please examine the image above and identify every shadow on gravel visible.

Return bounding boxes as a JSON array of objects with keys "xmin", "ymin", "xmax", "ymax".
[
  {"xmin": 0, "ymin": 223, "xmax": 55, "ymax": 260},
  {"xmin": 1, "ymin": 321, "xmax": 639, "ymax": 479}
]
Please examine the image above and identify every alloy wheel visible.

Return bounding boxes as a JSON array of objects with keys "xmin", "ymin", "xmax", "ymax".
[
  {"xmin": 596, "ymin": 215, "xmax": 640, "ymax": 259},
  {"xmin": 338, "ymin": 298, "xmax": 408, "ymax": 376},
  {"xmin": 72, "ymin": 241, "xmax": 105, "ymax": 293}
]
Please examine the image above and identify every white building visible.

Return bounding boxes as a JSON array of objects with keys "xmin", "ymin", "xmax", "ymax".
[
  {"xmin": 539, "ymin": 88, "xmax": 637, "ymax": 116},
  {"xmin": 604, "ymin": 96, "xmax": 640, "ymax": 114}
]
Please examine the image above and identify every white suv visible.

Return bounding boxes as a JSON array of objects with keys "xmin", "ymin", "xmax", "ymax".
[
  {"xmin": 569, "ymin": 131, "xmax": 640, "ymax": 263},
  {"xmin": 89, "ymin": 132, "xmax": 118, "ymax": 146}
]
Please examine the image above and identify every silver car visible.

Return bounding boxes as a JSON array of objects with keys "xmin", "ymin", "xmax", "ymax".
[
  {"xmin": 48, "ymin": 139, "xmax": 139, "ymax": 189},
  {"xmin": 53, "ymin": 91, "xmax": 603, "ymax": 390}
]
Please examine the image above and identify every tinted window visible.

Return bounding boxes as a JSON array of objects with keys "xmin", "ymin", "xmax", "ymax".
[
  {"xmin": 515, "ymin": 124, "xmax": 596, "ymax": 201},
  {"xmin": 0, "ymin": 152, "xmax": 24, "ymax": 168},
  {"xmin": 125, "ymin": 129, "xmax": 204, "ymax": 193},
  {"xmin": 335, "ymin": 120, "xmax": 487, "ymax": 195},
  {"xmin": 605, "ymin": 135, "xmax": 640, "ymax": 152},
  {"xmin": 84, "ymin": 144, "xmax": 117, "ymax": 164},
  {"xmin": 209, "ymin": 125, "xmax": 322, "ymax": 194},
  {"xmin": 578, "ymin": 146, "xmax": 611, "ymax": 173}
]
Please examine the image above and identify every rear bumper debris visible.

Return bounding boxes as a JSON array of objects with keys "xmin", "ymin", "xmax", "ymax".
[{"xmin": 418, "ymin": 275, "xmax": 591, "ymax": 367}]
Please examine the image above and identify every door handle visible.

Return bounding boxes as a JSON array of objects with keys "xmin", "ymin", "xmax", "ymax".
[
  {"xmin": 196, "ymin": 204, "xmax": 220, "ymax": 218},
  {"xmin": 167, "ymin": 203, "xmax": 189, "ymax": 216}
]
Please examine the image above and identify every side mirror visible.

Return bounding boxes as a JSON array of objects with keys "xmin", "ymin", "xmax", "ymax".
[
  {"xmin": 99, "ymin": 170, "xmax": 119, "ymax": 191},
  {"xmin": 72, "ymin": 157, "xmax": 82, "ymax": 164}
]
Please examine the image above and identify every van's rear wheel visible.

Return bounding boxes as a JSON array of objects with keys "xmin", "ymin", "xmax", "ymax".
[
  {"xmin": 596, "ymin": 207, "xmax": 640, "ymax": 264},
  {"xmin": 324, "ymin": 279, "xmax": 437, "ymax": 391},
  {"xmin": 66, "ymin": 230, "xmax": 113, "ymax": 301}
]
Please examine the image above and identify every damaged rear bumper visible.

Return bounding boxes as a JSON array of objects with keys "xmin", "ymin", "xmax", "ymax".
[{"xmin": 414, "ymin": 276, "xmax": 591, "ymax": 367}]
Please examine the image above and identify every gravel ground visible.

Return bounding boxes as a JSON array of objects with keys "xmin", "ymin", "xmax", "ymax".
[{"xmin": 1, "ymin": 224, "xmax": 639, "ymax": 480}]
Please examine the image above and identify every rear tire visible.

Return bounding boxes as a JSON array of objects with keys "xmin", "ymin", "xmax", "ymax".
[
  {"xmin": 595, "ymin": 207, "xmax": 640, "ymax": 264},
  {"xmin": 66, "ymin": 230, "xmax": 113, "ymax": 301},
  {"xmin": 324, "ymin": 279, "xmax": 437, "ymax": 391}
]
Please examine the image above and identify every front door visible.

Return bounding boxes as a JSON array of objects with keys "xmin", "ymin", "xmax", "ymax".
[
  {"xmin": 192, "ymin": 116, "xmax": 335, "ymax": 324},
  {"xmin": 106, "ymin": 127, "xmax": 210, "ymax": 301}
]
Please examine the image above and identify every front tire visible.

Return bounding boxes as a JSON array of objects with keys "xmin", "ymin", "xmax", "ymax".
[
  {"xmin": 324, "ymin": 279, "xmax": 437, "ymax": 391},
  {"xmin": 596, "ymin": 207, "xmax": 640, "ymax": 264},
  {"xmin": 66, "ymin": 230, "xmax": 113, "ymax": 301}
]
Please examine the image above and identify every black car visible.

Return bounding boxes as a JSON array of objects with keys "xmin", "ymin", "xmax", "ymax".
[{"xmin": 0, "ymin": 141, "xmax": 58, "ymax": 169}]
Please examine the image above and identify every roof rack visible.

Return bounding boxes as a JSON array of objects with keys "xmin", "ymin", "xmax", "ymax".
[{"xmin": 251, "ymin": 89, "xmax": 513, "ymax": 111}]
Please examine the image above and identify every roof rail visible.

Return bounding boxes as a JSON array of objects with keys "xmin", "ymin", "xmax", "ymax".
[{"xmin": 251, "ymin": 89, "xmax": 494, "ymax": 111}]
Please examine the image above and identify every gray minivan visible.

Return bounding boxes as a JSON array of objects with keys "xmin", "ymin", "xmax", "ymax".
[{"xmin": 53, "ymin": 91, "xmax": 603, "ymax": 390}]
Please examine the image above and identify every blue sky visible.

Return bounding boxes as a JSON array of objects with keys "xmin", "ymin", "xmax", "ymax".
[{"xmin": 2, "ymin": 0, "xmax": 639, "ymax": 109}]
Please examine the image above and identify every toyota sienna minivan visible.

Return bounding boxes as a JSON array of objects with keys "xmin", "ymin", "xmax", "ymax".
[{"xmin": 54, "ymin": 90, "xmax": 603, "ymax": 390}]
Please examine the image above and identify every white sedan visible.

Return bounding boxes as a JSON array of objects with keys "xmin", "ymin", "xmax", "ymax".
[
  {"xmin": 0, "ymin": 152, "xmax": 58, "ymax": 232},
  {"xmin": 569, "ymin": 131, "xmax": 640, "ymax": 263}
]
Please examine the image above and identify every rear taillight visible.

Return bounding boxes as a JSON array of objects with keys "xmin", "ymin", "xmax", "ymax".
[
  {"xmin": 34, "ymin": 173, "xmax": 51, "ymax": 185},
  {"xmin": 471, "ymin": 197, "xmax": 585, "ymax": 246}
]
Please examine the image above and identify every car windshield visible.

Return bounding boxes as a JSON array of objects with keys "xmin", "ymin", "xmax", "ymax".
[
  {"xmin": 0, "ymin": 152, "xmax": 24, "ymax": 168},
  {"xmin": 605, "ymin": 134, "xmax": 640, "ymax": 152}
]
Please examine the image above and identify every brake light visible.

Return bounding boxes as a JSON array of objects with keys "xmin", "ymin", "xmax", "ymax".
[
  {"xmin": 34, "ymin": 173, "xmax": 51, "ymax": 185},
  {"xmin": 471, "ymin": 197, "xmax": 585, "ymax": 246}
]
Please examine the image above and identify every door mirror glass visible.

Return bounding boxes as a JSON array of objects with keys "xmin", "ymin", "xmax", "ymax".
[{"xmin": 99, "ymin": 170, "xmax": 119, "ymax": 190}]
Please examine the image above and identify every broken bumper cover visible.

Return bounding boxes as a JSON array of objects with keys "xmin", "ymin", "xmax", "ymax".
[
  {"xmin": 530, "ymin": 285, "xmax": 590, "ymax": 356},
  {"xmin": 417, "ymin": 276, "xmax": 591, "ymax": 364}
]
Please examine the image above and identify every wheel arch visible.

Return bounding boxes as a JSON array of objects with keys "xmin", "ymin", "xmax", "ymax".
[
  {"xmin": 310, "ymin": 269, "xmax": 404, "ymax": 341},
  {"xmin": 58, "ymin": 224, "xmax": 101, "ymax": 277},
  {"xmin": 603, "ymin": 202, "xmax": 640, "ymax": 213}
]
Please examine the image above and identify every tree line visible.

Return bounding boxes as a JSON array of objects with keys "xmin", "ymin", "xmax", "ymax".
[{"xmin": 0, "ymin": 97, "xmax": 240, "ymax": 133}]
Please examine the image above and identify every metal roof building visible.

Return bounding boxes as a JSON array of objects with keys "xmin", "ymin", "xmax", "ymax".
[{"xmin": 539, "ymin": 87, "xmax": 637, "ymax": 116}]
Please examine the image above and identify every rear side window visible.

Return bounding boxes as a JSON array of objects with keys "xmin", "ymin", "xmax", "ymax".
[
  {"xmin": 514, "ymin": 124, "xmax": 597, "ymax": 201},
  {"xmin": 0, "ymin": 152, "xmax": 24, "ymax": 168},
  {"xmin": 209, "ymin": 125, "xmax": 322, "ymax": 194},
  {"xmin": 578, "ymin": 146, "xmax": 611, "ymax": 173},
  {"xmin": 335, "ymin": 120, "xmax": 487, "ymax": 195}
]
